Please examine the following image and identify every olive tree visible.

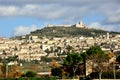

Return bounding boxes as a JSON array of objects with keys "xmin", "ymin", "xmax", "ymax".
[
  {"xmin": 116, "ymin": 55, "xmax": 120, "ymax": 63},
  {"xmin": 63, "ymin": 52, "xmax": 83, "ymax": 78},
  {"xmin": 86, "ymin": 46, "xmax": 110, "ymax": 80}
]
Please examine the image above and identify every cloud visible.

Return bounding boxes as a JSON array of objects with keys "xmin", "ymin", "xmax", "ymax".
[
  {"xmin": 12, "ymin": 25, "xmax": 37, "ymax": 36},
  {"xmin": 0, "ymin": 3, "xmax": 95, "ymax": 23},
  {"xmin": 88, "ymin": 22, "xmax": 120, "ymax": 32},
  {"xmin": 0, "ymin": 0, "xmax": 120, "ymax": 32},
  {"xmin": 0, "ymin": 4, "xmax": 68, "ymax": 20},
  {"xmin": 105, "ymin": 10, "xmax": 120, "ymax": 24},
  {"xmin": 0, "ymin": 0, "xmax": 119, "ymax": 21},
  {"xmin": 88, "ymin": 22, "xmax": 102, "ymax": 29}
]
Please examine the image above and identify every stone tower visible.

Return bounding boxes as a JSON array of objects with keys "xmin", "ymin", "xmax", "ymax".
[{"xmin": 75, "ymin": 21, "xmax": 85, "ymax": 28}]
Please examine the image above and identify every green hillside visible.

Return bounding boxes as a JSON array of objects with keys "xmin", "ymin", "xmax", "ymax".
[
  {"xmin": 13, "ymin": 26, "xmax": 120, "ymax": 40},
  {"xmin": 30, "ymin": 26, "xmax": 120, "ymax": 38}
]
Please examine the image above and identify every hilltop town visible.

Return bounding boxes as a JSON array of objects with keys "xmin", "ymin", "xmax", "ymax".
[
  {"xmin": 0, "ymin": 21, "xmax": 120, "ymax": 62},
  {"xmin": 0, "ymin": 32, "xmax": 120, "ymax": 68},
  {"xmin": 0, "ymin": 22, "xmax": 120, "ymax": 79}
]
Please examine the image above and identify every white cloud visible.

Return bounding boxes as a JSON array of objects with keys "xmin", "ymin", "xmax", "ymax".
[
  {"xmin": 13, "ymin": 25, "xmax": 37, "ymax": 36},
  {"xmin": 0, "ymin": 0, "xmax": 120, "ymax": 24},
  {"xmin": 88, "ymin": 22, "xmax": 120, "ymax": 32},
  {"xmin": 0, "ymin": 6, "xmax": 18, "ymax": 16},
  {"xmin": 88, "ymin": 22, "xmax": 102, "ymax": 29},
  {"xmin": 0, "ymin": 0, "xmax": 120, "ymax": 32},
  {"xmin": 0, "ymin": 4, "xmax": 67, "ymax": 20}
]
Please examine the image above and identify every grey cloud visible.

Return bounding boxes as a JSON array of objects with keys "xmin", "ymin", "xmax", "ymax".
[
  {"xmin": 98, "ymin": 2, "xmax": 120, "ymax": 24},
  {"xmin": 1, "ymin": 0, "xmax": 119, "ymax": 7},
  {"xmin": 0, "ymin": 4, "xmax": 90, "ymax": 20},
  {"xmin": 0, "ymin": 0, "xmax": 120, "ymax": 31}
]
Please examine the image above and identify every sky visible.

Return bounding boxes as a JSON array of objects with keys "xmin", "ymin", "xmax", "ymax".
[{"xmin": 0, "ymin": 0, "xmax": 120, "ymax": 37}]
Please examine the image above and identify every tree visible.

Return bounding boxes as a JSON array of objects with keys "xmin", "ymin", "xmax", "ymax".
[
  {"xmin": 0, "ymin": 55, "xmax": 18, "ymax": 78},
  {"xmin": 2, "ymin": 50, "xmax": 7, "ymax": 55},
  {"xmin": 86, "ymin": 46, "xmax": 110, "ymax": 80},
  {"xmin": 25, "ymin": 71, "xmax": 36, "ymax": 77},
  {"xmin": 51, "ymin": 67, "xmax": 62, "ymax": 77},
  {"xmin": 45, "ymin": 48, "xmax": 51, "ymax": 56},
  {"xmin": 45, "ymin": 47, "xmax": 54, "ymax": 56},
  {"xmin": 12, "ymin": 65, "xmax": 21, "ymax": 78},
  {"xmin": 63, "ymin": 52, "xmax": 83, "ymax": 78},
  {"xmin": 81, "ymin": 52, "xmax": 87, "ymax": 79},
  {"xmin": 86, "ymin": 46, "xmax": 103, "ymax": 56},
  {"xmin": 66, "ymin": 45, "xmax": 73, "ymax": 53},
  {"xmin": 50, "ymin": 60, "xmax": 60, "ymax": 68},
  {"xmin": 6, "ymin": 55, "xmax": 18, "ymax": 61},
  {"xmin": 116, "ymin": 55, "xmax": 120, "ymax": 63},
  {"xmin": 50, "ymin": 60, "xmax": 63, "ymax": 78}
]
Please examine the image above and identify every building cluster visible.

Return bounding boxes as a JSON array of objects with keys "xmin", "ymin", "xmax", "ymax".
[
  {"xmin": 0, "ymin": 33, "xmax": 120, "ymax": 62},
  {"xmin": 47, "ymin": 21, "xmax": 87, "ymax": 28},
  {"xmin": 0, "ymin": 32, "xmax": 120, "ymax": 76}
]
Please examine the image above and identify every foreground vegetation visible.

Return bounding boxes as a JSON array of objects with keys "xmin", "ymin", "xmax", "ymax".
[
  {"xmin": 0, "ymin": 76, "xmax": 57, "ymax": 80},
  {"xmin": 90, "ymin": 71, "xmax": 120, "ymax": 79},
  {"xmin": 50, "ymin": 46, "xmax": 119, "ymax": 79}
]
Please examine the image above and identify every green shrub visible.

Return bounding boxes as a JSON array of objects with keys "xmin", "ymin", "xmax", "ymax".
[
  {"xmin": 51, "ymin": 67, "xmax": 62, "ymax": 77},
  {"xmin": 25, "ymin": 71, "xmax": 36, "ymax": 77}
]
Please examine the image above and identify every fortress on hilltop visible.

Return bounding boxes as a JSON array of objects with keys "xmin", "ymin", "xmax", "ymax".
[
  {"xmin": 74, "ymin": 21, "xmax": 86, "ymax": 28},
  {"xmin": 47, "ymin": 21, "xmax": 87, "ymax": 28}
]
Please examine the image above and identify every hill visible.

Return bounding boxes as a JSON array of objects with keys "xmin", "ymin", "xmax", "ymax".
[{"xmin": 29, "ymin": 26, "xmax": 120, "ymax": 38}]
